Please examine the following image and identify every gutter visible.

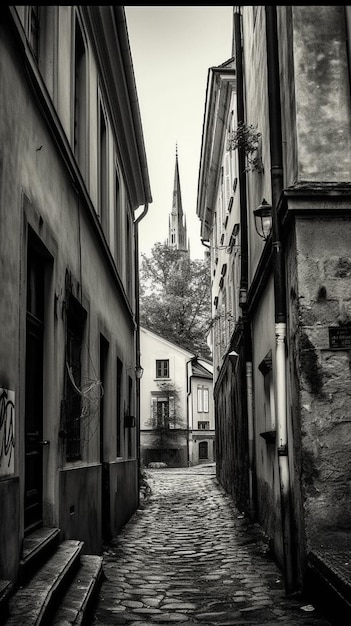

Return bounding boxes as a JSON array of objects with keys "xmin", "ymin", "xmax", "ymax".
[
  {"xmin": 134, "ymin": 204, "xmax": 149, "ymax": 499},
  {"xmin": 114, "ymin": 6, "xmax": 152, "ymax": 205},
  {"xmin": 265, "ymin": 6, "xmax": 294, "ymax": 594},
  {"xmin": 186, "ymin": 358, "xmax": 195, "ymax": 467}
]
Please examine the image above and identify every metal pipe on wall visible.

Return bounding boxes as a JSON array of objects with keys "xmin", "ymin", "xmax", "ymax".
[{"xmin": 265, "ymin": 6, "xmax": 294, "ymax": 594}]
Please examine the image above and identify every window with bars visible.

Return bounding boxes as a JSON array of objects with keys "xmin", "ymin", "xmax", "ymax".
[
  {"xmin": 64, "ymin": 294, "xmax": 86, "ymax": 460},
  {"xmin": 151, "ymin": 395, "xmax": 175, "ymax": 428},
  {"xmin": 156, "ymin": 359, "xmax": 169, "ymax": 379},
  {"xmin": 198, "ymin": 421, "xmax": 209, "ymax": 430}
]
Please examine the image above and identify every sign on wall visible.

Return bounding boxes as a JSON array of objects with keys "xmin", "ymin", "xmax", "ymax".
[
  {"xmin": 0, "ymin": 388, "xmax": 15, "ymax": 476},
  {"xmin": 329, "ymin": 327, "xmax": 351, "ymax": 350}
]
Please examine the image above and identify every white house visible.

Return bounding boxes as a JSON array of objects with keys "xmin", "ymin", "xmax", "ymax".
[{"xmin": 140, "ymin": 327, "xmax": 214, "ymax": 467}]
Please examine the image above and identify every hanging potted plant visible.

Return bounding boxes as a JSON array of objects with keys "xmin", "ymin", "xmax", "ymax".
[{"xmin": 227, "ymin": 121, "xmax": 263, "ymax": 173}]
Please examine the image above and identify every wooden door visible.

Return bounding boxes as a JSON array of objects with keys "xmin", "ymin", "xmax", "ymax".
[{"xmin": 24, "ymin": 245, "xmax": 44, "ymax": 533}]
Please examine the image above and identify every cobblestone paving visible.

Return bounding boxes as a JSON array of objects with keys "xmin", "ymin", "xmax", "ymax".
[{"xmin": 92, "ymin": 465, "xmax": 332, "ymax": 625}]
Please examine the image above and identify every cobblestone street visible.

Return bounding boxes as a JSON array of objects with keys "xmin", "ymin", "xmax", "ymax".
[{"xmin": 92, "ymin": 465, "xmax": 332, "ymax": 625}]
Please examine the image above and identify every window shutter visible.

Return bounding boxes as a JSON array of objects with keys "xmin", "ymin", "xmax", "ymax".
[
  {"xmin": 203, "ymin": 388, "xmax": 209, "ymax": 413},
  {"xmin": 151, "ymin": 397, "xmax": 157, "ymax": 426},
  {"xmin": 197, "ymin": 387, "xmax": 203, "ymax": 412},
  {"xmin": 224, "ymin": 152, "xmax": 232, "ymax": 212}
]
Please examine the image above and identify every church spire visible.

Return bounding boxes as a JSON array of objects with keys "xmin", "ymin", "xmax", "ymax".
[{"xmin": 168, "ymin": 145, "xmax": 188, "ymax": 254}]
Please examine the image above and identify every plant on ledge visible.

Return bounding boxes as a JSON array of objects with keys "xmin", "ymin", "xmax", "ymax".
[{"xmin": 227, "ymin": 121, "xmax": 263, "ymax": 173}]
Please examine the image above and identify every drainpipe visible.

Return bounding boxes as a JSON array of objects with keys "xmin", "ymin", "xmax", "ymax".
[
  {"xmin": 265, "ymin": 6, "xmax": 294, "ymax": 594},
  {"xmin": 134, "ymin": 203, "xmax": 149, "ymax": 501},
  {"xmin": 234, "ymin": 7, "xmax": 256, "ymax": 521},
  {"xmin": 186, "ymin": 358, "xmax": 193, "ymax": 467}
]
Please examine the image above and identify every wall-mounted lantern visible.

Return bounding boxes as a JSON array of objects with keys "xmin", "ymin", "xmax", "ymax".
[
  {"xmin": 228, "ymin": 350, "xmax": 239, "ymax": 366},
  {"xmin": 253, "ymin": 199, "xmax": 272, "ymax": 241},
  {"xmin": 135, "ymin": 365, "xmax": 144, "ymax": 379},
  {"xmin": 127, "ymin": 365, "xmax": 144, "ymax": 379}
]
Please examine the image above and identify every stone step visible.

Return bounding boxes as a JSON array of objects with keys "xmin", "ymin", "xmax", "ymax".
[
  {"xmin": 0, "ymin": 580, "xmax": 14, "ymax": 622},
  {"xmin": 51, "ymin": 554, "xmax": 104, "ymax": 625},
  {"xmin": 19, "ymin": 526, "xmax": 62, "ymax": 584},
  {"xmin": 4, "ymin": 539, "xmax": 84, "ymax": 625}
]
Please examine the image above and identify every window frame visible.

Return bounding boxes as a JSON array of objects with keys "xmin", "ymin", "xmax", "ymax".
[
  {"xmin": 155, "ymin": 359, "xmax": 169, "ymax": 379},
  {"xmin": 197, "ymin": 385, "xmax": 209, "ymax": 413}
]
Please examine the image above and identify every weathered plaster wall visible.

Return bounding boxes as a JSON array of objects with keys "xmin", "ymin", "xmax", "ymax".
[
  {"xmin": 295, "ymin": 216, "xmax": 351, "ymax": 551},
  {"xmin": 215, "ymin": 348, "xmax": 250, "ymax": 513},
  {"xmin": 286, "ymin": 223, "xmax": 308, "ymax": 585},
  {"xmin": 242, "ymin": 6, "xmax": 274, "ymax": 285},
  {"xmin": 0, "ymin": 478, "xmax": 20, "ymax": 580},
  {"xmin": 252, "ymin": 277, "xmax": 284, "ymax": 568},
  {"xmin": 112, "ymin": 460, "xmax": 138, "ymax": 533},
  {"xmin": 292, "ymin": 6, "xmax": 351, "ymax": 182},
  {"xmin": 59, "ymin": 464, "xmax": 101, "ymax": 554}
]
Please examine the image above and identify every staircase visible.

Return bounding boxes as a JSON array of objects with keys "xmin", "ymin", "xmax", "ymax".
[{"xmin": 0, "ymin": 527, "xmax": 103, "ymax": 625}]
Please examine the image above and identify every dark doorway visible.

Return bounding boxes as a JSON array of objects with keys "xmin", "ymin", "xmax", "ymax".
[
  {"xmin": 100, "ymin": 335, "xmax": 111, "ymax": 542},
  {"xmin": 199, "ymin": 441, "xmax": 208, "ymax": 460},
  {"xmin": 24, "ymin": 239, "xmax": 45, "ymax": 533}
]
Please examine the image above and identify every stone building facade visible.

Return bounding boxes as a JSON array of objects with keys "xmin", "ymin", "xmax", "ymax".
[
  {"xmin": 197, "ymin": 6, "xmax": 351, "ymax": 593},
  {"xmin": 0, "ymin": 6, "xmax": 151, "ymax": 584}
]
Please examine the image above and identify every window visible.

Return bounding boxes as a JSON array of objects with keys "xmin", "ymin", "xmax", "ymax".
[
  {"xmin": 99, "ymin": 101, "xmax": 108, "ymax": 233},
  {"xmin": 64, "ymin": 293, "xmax": 86, "ymax": 460},
  {"xmin": 74, "ymin": 16, "xmax": 87, "ymax": 177},
  {"xmin": 156, "ymin": 359, "xmax": 169, "ymax": 379},
  {"xmin": 114, "ymin": 167, "xmax": 121, "ymax": 267},
  {"xmin": 99, "ymin": 335, "xmax": 109, "ymax": 464},
  {"xmin": 259, "ymin": 350, "xmax": 276, "ymax": 432},
  {"xmin": 199, "ymin": 441, "xmax": 208, "ymax": 460},
  {"xmin": 29, "ymin": 6, "xmax": 41, "ymax": 60},
  {"xmin": 127, "ymin": 375, "xmax": 133, "ymax": 457},
  {"xmin": 197, "ymin": 386, "xmax": 209, "ymax": 413},
  {"xmin": 116, "ymin": 357, "xmax": 122, "ymax": 457},
  {"xmin": 151, "ymin": 395, "xmax": 175, "ymax": 428},
  {"xmin": 198, "ymin": 421, "xmax": 209, "ymax": 430}
]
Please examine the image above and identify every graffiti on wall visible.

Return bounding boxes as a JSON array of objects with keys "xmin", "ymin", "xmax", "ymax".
[{"xmin": 0, "ymin": 388, "xmax": 15, "ymax": 476}]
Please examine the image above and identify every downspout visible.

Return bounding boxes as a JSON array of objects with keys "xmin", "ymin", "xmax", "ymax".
[
  {"xmin": 234, "ymin": 7, "xmax": 256, "ymax": 521},
  {"xmin": 265, "ymin": 6, "xmax": 293, "ymax": 594},
  {"xmin": 186, "ymin": 358, "xmax": 193, "ymax": 467},
  {"xmin": 134, "ymin": 203, "xmax": 149, "ymax": 501}
]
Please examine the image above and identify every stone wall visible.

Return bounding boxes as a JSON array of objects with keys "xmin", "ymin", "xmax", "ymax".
[{"xmin": 294, "ymin": 215, "xmax": 351, "ymax": 552}]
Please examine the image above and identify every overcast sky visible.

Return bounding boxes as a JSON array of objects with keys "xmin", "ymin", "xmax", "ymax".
[{"xmin": 125, "ymin": 6, "xmax": 234, "ymax": 260}]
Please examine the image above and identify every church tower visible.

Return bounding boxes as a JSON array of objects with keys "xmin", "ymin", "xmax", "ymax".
[{"xmin": 168, "ymin": 146, "xmax": 189, "ymax": 255}]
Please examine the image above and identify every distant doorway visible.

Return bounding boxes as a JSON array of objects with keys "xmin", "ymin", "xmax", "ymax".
[{"xmin": 199, "ymin": 441, "xmax": 208, "ymax": 460}]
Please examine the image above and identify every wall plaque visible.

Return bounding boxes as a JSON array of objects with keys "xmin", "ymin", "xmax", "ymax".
[{"xmin": 329, "ymin": 326, "xmax": 351, "ymax": 350}]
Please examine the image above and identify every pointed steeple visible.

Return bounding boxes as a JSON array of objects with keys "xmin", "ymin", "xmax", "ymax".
[{"xmin": 168, "ymin": 145, "xmax": 188, "ymax": 254}]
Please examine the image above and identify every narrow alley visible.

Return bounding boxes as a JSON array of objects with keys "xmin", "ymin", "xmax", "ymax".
[{"xmin": 92, "ymin": 465, "xmax": 332, "ymax": 625}]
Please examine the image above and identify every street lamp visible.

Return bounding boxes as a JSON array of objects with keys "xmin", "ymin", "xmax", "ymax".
[{"xmin": 253, "ymin": 199, "xmax": 272, "ymax": 241}]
